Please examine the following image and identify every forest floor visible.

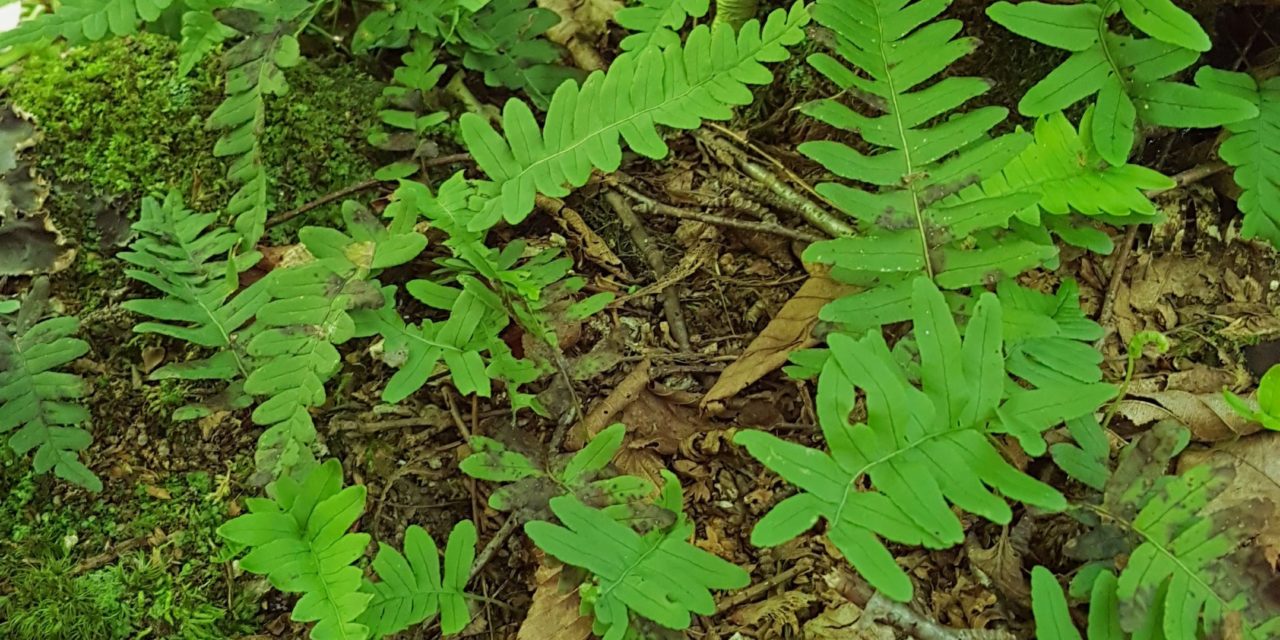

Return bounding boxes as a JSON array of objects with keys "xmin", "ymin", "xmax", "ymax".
[{"xmin": 3, "ymin": 1, "xmax": 1280, "ymax": 639}]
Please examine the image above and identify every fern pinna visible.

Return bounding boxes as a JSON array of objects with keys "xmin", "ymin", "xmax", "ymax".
[
  {"xmin": 0, "ymin": 277, "xmax": 100, "ymax": 491},
  {"xmin": 460, "ymin": 2, "xmax": 809, "ymax": 231},
  {"xmin": 795, "ymin": 0, "xmax": 1055, "ymax": 328},
  {"xmin": 987, "ymin": 0, "xmax": 1257, "ymax": 166},
  {"xmin": 737, "ymin": 278, "xmax": 1114, "ymax": 601},
  {"xmin": 1035, "ymin": 423, "xmax": 1280, "ymax": 639}
]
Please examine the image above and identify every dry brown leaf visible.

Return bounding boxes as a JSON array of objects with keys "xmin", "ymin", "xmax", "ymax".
[
  {"xmin": 728, "ymin": 590, "xmax": 814, "ymax": 635},
  {"xmin": 570, "ymin": 359, "xmax": 651, "ymax": 447},
  {"xmin": 803, "ymin": 603, "xmax": 897, "ymax": 640},
  {"xmin": 1116, "ymin": 386, "xmax": 1261, "ymax": 442},
  {"xmin": 966, "ymin": 531, "xmax": 1030, "ymax": 606},
  {"xmin": 1178, "ymin": 432, "xmax": 1280, "ymax": 566},
  {"xmin": 536, "ymin": 195, "xmax": 630, "ymax": 280},
  {"xmin": 535, "ymin": 0, "xmax": 619, "ymax": 70},
  {"xmin": 144, "ymin": 485, "xmax": 172, "ymax": 500},
  {"xmin": 517, "ymin": 561, "xmax": 593, "ymax": 640},
  {"xmin": 701, "ymin": 275, "xmax": 854, "ymax": 411}
]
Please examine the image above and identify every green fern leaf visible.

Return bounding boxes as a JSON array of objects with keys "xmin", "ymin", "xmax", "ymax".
[
  {"xmin": 451, "ymin": 0, "xmax": 583, "ymax": 108},
  {"xmin": 736, "ymin": 278, "xmax": 1097, "ymax": 601},
  {"xmin": 360, "ymin": 521, "xmax": 476, "ymax": 638},
  {"xmin": 218, "ymin": 459, "xmax": 373, "ymax": 640},
  {"xmin": 0, "ymin": 0, "xmax": 174, "ymax": 48},
  {"xmin": 209, "ymin": 14, "xmax": 304, "ymax": 243},
  {"xmin": 615, "ymin": 0, "xmax": 711, "ymax": 51},
  {"xmin": 0, "ymin": 277, "xmax": 100, "ymax": 491},
  {"xmin": 1032, "ymin": 566, "xmax": 1083, "ymax": 640},
  {"xmin": 120, "ymin": 191, "xmax": 265, "ymax": 381},
  {"xmin": 525, "ymin": 490, "xmax": 749, "ymax": 637},
  {"xmin": 952, "ymin": 110, "xmax": 1175, "ymax": 223},
  {"xmin": 460, "ymin": 2, "xmax": 808, "ymax": 231},
  {"xmin": 1194, "ymin": 67, "xmax": 1280, "ymax": 247},
  {"xmin": 997, "ymin": 278, "xmax": 1106, "ymax": 389},
  {"xmin": 370, "ymin": 37, "xmax": 450, "ymax": 152},
  {"xmin": 179, "ymin": 5, "xmax": 238, "ymax": 76},
  {"xmin": 988, "ymin": 0, "xmax": 1257, "ymax": 165},
  {"xmin": 798, "ymin": 0, "xmax": 1047, "ymax": 319}
]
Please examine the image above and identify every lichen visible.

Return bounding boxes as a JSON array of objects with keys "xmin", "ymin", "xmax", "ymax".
[{"xmin": 2, "ymin": 33, "xmax": 383, "ymax": 244}]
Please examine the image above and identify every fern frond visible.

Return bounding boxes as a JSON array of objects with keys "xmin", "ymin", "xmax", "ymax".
[
  {"xmin": 952, "ymin": 110, "xmax": 1175, "ymax": 223},
  {"xmin": 988, "ymin": 1, "xmax": 1257, "ymax": 165},
  {"xmin": 1194, "ymin": 68, "xmax": 1280, "ymax": 247},
  {"xmin": 0, "ymin": 0, "xmax": 174, "ymax": 48},
  {"xmin": 209, "ymin": 14, "xmax": 304, "ymax": 243},
  {"xmin": 1031, "ymin": 566, "xmax": 1082, "ymax": 640},
  {"xmin": 369, "ymin": 37, "xmax": 450, "ymax": 152},
  {"xmin": 451, "ymin": 0, "xmax": 583, "ymax": 108},
  {"xmin": 614, "ymin": 0, "xmax": 711, "ymax": 51},
  {"xmin": 996, "ymin": 279, "xmax": 1105, "ymax": 389},
  {"xmin": 460, "ymin": 2, "xmax": 809, "ymax": 230},
  {"xmin": 120, "ymin": 191, "xmax": 265, "ymax": 381},
  {"xmin": 798, "ymin": 0, "xmax": 1047, "ymax": 323},
  {"xmin": 736, "ymin": 278, "xmax": 1114, "ymax": 601},
  {"xmin": 0, "ymin": 278, "xmax": 99, "ymax": 491},
  {"xmin": 218, "ymin": 459, "xmax": 373, "ymax": 640},
  {"xmin": 525, "ymin": 478, "xmax": 749, "ymax": 638},
  {"xmin": 179, "ymin": 3, "xmax": 238, "ymax": 76},
  {"xmin": 360, "ymin": 521, "xmax": 476, "ymax": 638}
]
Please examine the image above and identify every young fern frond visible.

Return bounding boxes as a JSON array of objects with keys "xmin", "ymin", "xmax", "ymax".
[
  {"xmin": 797, "ymin": 0, "xmax": 1047, "ymax": 328},
  {"xmin": 360, "ymin": 521, "xmax": 476, "ymax": 638},
  {"xmin": 209, "ymin": 12, "xmax": 305, "ymax": 244},
  {"xmin": 0, "ymin": 277, "xmax": 100, "ymax": 491},
  {"xmin": 736, "ymin": 278, "xmax": 1114, "ymax": 601},
  {"xmin": 119, "ymin": 191, "xmax": 265, "ymax": 383},
  {"xmin": 525, "ymin": 473, "xmax": 749, "ymax": 639},
  {"xmin": 951, "ymin": 110, "xmax": 1175, "ymax": 224},
  {"xmin": 218, "ymin": 459, "xmax": 373, "ymax": 640},
  {"xmin": 460, "ymin": 2, "xmax": 809, "ymax": 231},
  {"xmin": 369, "ymin": 37, "xmax": 450, "ymax": 153},
  {"xmin": 987, "ymin": 0, "xmax": 1257, "ymax": 165},
  {"xmin": 0, "ymin": 0, "xmax": 174, "ymax": 48},
  {"xmin": 179, "ymin": 2, "xmax": 238, "ymax": 76},
  {"xmin": 614, "ymin": 0, "xmax": 710, "ymax": 51},
  {"xmin": 1194, "ymin": 68, "xmax": 1280, "ymax": 247}
]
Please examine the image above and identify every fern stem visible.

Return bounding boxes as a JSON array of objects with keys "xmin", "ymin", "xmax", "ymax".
[{"xmin": 613, "ymin": 182, "xmax": 825, "ymax": 242}]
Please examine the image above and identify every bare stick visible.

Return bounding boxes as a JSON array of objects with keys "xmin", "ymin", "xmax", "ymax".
[
  {"xmin": 714, "ymin": 561, "xmax": 811, "ymax": 613},
  {"xmin": 613, "ymin": 182, "xmax": 824, "ymax": 243},
  {"xmin": 605, "ymin": 190, "xmax": 692, "ymax": 351},
  {"xmin": 834, "ymin": 570, "xmax": 1016, "ymax": 640},
  {"xmin": 263, "ymin": 153, "xmax": 473, "ymax": 229},
  {"xmin": 696, "ymin": 130, "xmax": 854, "ymax": 238},
  {"xmin": 467, "ymin": 515, "xmax": 521, "ymax": 583}
]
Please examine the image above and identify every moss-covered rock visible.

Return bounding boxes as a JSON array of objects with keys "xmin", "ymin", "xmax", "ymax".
[{"xmin": 2, "ymin": 32, "xmax": 383, "ymax": 240}]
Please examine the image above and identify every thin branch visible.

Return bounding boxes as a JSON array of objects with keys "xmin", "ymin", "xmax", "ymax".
[
  {"xmin": 696, "ymin": 130, "xmax": 854, "ymax": 238},
  {"xmin": 605, "ymin": 191, "xmax": 693, "ymax": 351},
  {"xmin": 263, "ymin": 153, "xmax": 473, "ymax": 229},
  {"xmin": 613, "ymin": 182, "xmax": 824, "ymax": 243}
]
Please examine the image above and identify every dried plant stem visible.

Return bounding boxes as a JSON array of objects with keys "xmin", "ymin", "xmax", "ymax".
[
  {"xmin": 467, "ymin": 515, "xmax": 522, "ymax": 583},
  {"xmin": 613, "ymin": 182, "xmax": 824, "ymax": 242},
  {"xmin": 836, "ymin": 571, "xmax": 1016, "ymax": 640},
  {"xmin": 605, "ymin": 190, "xmax": 693, "ymax": 351},
  {"xmin": 696, "ymin": 131, "xmax": 854, "ymax": 238}
]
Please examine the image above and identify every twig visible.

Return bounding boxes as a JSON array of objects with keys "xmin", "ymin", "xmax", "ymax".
[
  {"xmin": 263, "ymin": 153, "xmax": 473, "ymax": 229},
  {"xmin": 74, "ymin": 532, "xmax": 173, "ymax": 574},
  {"xmin": 1096, "ymin": 224, "xmax": 1139, "ymax": 330},
  {"xmin": 613, "ymin": 182, "xmax": 824, "ymax": 242},
  {"xmin": 264, "ymin": 178, "xmax": 379, "ymax": 228},
  {"xmin": 467, "ymin": 515, "xmax": 521, "ymax": 583},
  {"xmin": 834, "ymin": 570, "xmax": 1016, "ymax": 640},
  {"xmin": 706, "ymin": 122, "xmax": 828, "ymax": 204},
  {"xmin": 714, "ymin": 561, "xmax": 811, "ymax": 613},
  {"xmin": 1098, "ymin": 161, "xmax": 1231, "ymax": 329},
  {"xmin": 605, "ymin": 191, "xmax": 693, "ymax": 351},
  {"xmin": 696, "ymin": 130, "xmax": 854, "ymax": 238}
]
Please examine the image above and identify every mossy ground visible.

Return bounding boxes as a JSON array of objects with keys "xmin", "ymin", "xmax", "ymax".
[{"xmin": 0, "ymin": 34, "xmax": 385, "ymax": 639}]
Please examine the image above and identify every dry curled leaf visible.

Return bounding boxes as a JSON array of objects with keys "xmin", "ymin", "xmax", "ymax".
[
  {"xmin": 729, "ymin": 590, "xmax": 814, "ymax": 635},
  {"xmin": 517, "ymin": 561, "xmax": 593, "ymax": 640},
  {"xmin": 1117, "ymin": 385, "xmax": 1261, "ymax": 442},
  {"xmin": 701, "ymin": 274, "xmax": 854, "ymax": 411}
]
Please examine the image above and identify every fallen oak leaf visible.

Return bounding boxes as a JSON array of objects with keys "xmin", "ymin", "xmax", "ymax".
[{"xmin": 701, "ymin": 274, "xmax": 854, "ymax": 412}]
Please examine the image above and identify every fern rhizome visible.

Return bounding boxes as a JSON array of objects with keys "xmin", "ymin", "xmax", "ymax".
[{"xmin": 4, "ymin": 0, "xmax": 1280, "ymax": 638}]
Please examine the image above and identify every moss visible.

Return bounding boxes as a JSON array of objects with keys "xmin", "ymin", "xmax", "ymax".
[{"xmin": 3, "ymin": 33, "xmax": 383, "ymax": 243}]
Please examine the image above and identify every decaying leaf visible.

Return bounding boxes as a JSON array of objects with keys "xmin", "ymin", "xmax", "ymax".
[
  {"xmin": 728, "ymin": 590, "xmax": 814, "ymax": 635},
  {"xmin": 702, "ymin": 274, "xmax": 854, "ymax": 411},
  {"xmin": 1179, "ymin": 432, "xmax": 1280, "ymax": 566},
  {"xmin": 537, "ymin": 195, "xmax": 630, "ymax": 280},
  {"xmin": 517, "ymin": 560, "xmax": 593, "ymax": 640},
  {"xmin": 0, "ymin": 215, "xmax": 74, "ymax": 276},
  {"xmin": 967, "ymin": 528, "xmax": 1031, "ymax": 606},
  {"xmin": 1115, "ymin": 385, "xmax": 1261, "ymax": 442}
]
